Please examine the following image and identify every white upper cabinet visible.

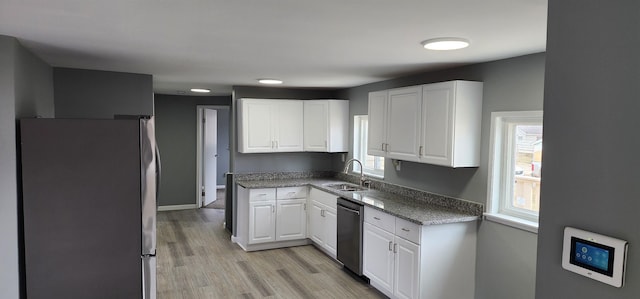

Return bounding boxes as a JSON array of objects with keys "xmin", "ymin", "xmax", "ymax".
[
  {"xmin": 303, "ymin": 100, "xmax": 349, "ymax": 152},
  {"xmin": 274, "ymin": 100, "xmax": 304, "ymax": 152},
  {"xmin": 367, "ymin": 91, "xmax": 388, "ymax": 157},
  {"xmin": 420, "ymin": 81, "xmax": 483, "ymax": 167},
  {"xmin": 367, "ymin": 80, "xmax": 483, "ymax": 167},
  {"xmin": 385, "ymin": 86, "xmax": 422, "ymax": 162},
  {"xmin": 367, "ymin": 86, "xmax": 423, "ymax": 162},
  {"xmin": 238, "ymin": 99, "xmax": 303, "ymax": 153}
]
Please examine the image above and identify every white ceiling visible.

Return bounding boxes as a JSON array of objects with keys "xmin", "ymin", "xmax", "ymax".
[{"xmin": 0, "ymin": 0, "xmax": 547, "ymax": 96}]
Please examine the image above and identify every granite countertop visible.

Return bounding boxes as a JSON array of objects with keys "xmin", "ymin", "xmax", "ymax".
[{"xmin": 236, "ymin": 178, "xmax": 481, "ymax": 225}]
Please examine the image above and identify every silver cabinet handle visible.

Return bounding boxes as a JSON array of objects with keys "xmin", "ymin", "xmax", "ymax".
[
  {"xmin": 373, "ymin": 216, "xmax": 381, "ymax": 220},
  {"xmin": 272, "ymin": 205, "xmax": 275, "ymax": 213},
  {"xmin": 388, "ymin": 241, "xmax": 393, "ymax": 251},
  {"xmin": 304, "ymin": 203, "xmax": 306, "ymax": 211},
  {"xmin": 419, "ymin": 145, "xmax": 423, "ymax": 156},
  {"xmin": 382, "ymin": 143, "xmax": 385, "ymax": 151},
  {"xmin": 393, "ymin": 243, "xmax": 397, "ymax": 253},
  {"xmin": 321, "ymin": 210, "xmax": 325, "ymax": 217},
  {"xmin": 401, "ymin": 228, "xmax": 410, "ymax": 232},
  {"xmin": 275, "ymin": 140, "xmax": 279, "ymax": 149}
]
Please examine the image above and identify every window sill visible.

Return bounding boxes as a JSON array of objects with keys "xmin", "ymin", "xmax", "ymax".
[{"xmin": 484, "ymin": 213, "xmax": 538, "ymax": 234}]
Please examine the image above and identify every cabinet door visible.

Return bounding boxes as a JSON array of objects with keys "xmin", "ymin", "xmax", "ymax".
[
  {"xmin": 363, "ymin": 222, "xmax": 395, "ymax": 296},
  {"xmin": 241, "ymin": 99, "xmax": 275, "ymax": 153},
  {"xmin": 249, "ymin": 201, "xmax": 276, "ymax": 244},
  {"xmin": 276, "ymin": 199, "xmax": 306, "ymax": 241},
  {"xmin": 386, "ymin": 86, "xmax": 422, "ymax": 162},
  {"xmin": 303, "ymin": 100, "xmax": 328, "ymax": 152},
  {"xmin": 394, "ymin": 237, "xmax": 420, "ymax": 299},
  {"xmin": 308, "ymin": 201, "xmax": 325, "ymax": 245},
  {"xmin": 323, "ymin": 207, "xmax": 338, "ymax": 257},
  {"xmin": 367, "ymin": 91, "xmax": 387, "ymax": 157},
  {"xmin": 420, "ymin": 82, "xmax": 454, "ymax": 165},
  {"xmin": 274, "ymin": 101, "xmax": 304, "ymax": 152}
]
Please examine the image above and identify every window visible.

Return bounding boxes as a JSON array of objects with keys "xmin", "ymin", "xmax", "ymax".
[
  {"xmin": 486, "ymin": 111, "xmax": 543, "ymax": 233},
  {"xmin": 353, "ymin": 115, "xmax": 384, "ymax": 178}
]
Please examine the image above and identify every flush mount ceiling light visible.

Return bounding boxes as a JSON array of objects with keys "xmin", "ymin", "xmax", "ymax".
[
  {"xmin": 421, "ymin": 37, "xmax": 470, "ymax": 50},
  {"xmin": 258, "ymin": 79, "xmax": 283, "ymax": 85},
  {"xmin": 190, "ymin": 88, "xmax": 211, "ymax": 93}
]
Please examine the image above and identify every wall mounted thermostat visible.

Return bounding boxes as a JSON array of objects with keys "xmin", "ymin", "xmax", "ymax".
[{"xmin": 562, "ymin": 227, "xmax": 628, "ymax": 287}]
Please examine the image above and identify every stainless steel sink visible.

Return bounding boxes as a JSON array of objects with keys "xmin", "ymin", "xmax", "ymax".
[{"xmin": 324, "ymin": 183, "xmax": 367, "ymax": 192}]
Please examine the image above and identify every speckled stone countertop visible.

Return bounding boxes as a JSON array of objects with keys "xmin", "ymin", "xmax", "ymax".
[{"xmin": 235, "ymin": 172, "xmax": 482, "ymax": 226}]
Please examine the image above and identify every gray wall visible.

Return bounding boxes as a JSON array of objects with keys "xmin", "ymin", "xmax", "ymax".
[
  {"xmin": 0, "ymin": 35, "xmax": 54, "ymax": 299},
  {"xmin": 54, "ymin": 68, "xmax": 153, "ymax": 118},
  {"xmin": 536, "ymin": 1, "xmax": 640, "ymax": 298},
  {"xmin": 231, "ymin": 86, "xmax": 345, "ymax": 173},
  {"xmin": 337, "ymin": 53, "xmax": 545, "ymax": 299},
  {"xmin": 154, "ymin": 94, "xmax": 231, "ymax": 206},
  {"xmin": 15, "ymin": 42, "xmax": 55, "ymax": 118}
]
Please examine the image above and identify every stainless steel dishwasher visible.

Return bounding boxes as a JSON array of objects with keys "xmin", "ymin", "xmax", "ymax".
[{"xmin": 336, "ymin": 197, "xmax": 364, "ymax": 276}]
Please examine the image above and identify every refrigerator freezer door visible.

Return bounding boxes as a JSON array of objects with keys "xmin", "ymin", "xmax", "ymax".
[
  {"xmin": 140, "ymin": 117, "xmax": 157, "ymax": 255},
  {"xmin": 21, "ymin": 119, "xmax": 143, "ymax": 299},
  {"xmin": 142, "ymin": 255, "xmax": 157, "ymax": 299}
]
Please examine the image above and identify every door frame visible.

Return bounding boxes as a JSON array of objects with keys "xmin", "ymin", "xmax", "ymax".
[{"xmin": 196, "ymin": 105, "xmax": 230, "ymax": 208}]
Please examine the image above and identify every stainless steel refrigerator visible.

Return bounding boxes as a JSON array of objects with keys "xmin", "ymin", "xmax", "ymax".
[{"xmin": 19, "ymin": 117, "xmax": 158, "ymax": 299}]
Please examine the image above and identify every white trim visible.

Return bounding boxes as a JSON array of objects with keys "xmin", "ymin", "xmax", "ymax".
[
  {"xmin": 158, "ymin": 204, "xmax": 198, "ymax": 211},
  {"xmin": 353, "ymin": 115, "xmax": 385, "ymax": 178},
  {"xmin": 484, "ymin": 213, "xmax": 538, "ymax": 233},
  {"xmin": 196, "ymin": 108, "xmax": 203, "ymax": 208},
  {"xmin": 217, "ymin": 185, "xmax": 225, "ymax": 189},
  {"xmin": 487, "ymin": 111, "xmax": 543, "ymax": 228},
  {"xmin": 196, "ymin": 105, "xmax": 230, "ymax": 208}
]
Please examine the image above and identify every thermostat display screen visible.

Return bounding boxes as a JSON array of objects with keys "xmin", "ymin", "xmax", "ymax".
[{"xmin": 570, "ymin": 237, "xmax": 615, "ymax": 277}]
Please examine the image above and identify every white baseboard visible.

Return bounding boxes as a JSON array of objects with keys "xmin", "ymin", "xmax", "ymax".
[{"xmin": 157, "ymin": 204, "xmax": 198, "ymax": 211}]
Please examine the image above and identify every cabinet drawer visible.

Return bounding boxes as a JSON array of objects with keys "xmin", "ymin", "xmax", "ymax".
[
  {"xmin": 248, "ymin": 188, "xmax": 276, "ymax": 201},
  {"xmin": 364, "ymin": 206, "xmax": 395, "ymax": 233},
  {"xmin": 395, "ymin": 217, "xmax": 421, "ymax": 244},
  {"xmin": 277, "ymin": 186, "xmax": 308, "ymax": 199}
]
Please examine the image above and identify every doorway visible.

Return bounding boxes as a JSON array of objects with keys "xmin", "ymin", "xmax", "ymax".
[{"xmin": 196, "ymin": 105, "xmax": 230, "ymax": 209}]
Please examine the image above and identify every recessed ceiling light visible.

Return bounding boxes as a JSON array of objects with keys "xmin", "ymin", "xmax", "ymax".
[
  {"xmin": 258, "ymin": 79, "xmax": 283, "ymax": 85},
  {"xmin": 190, "ymin": 88, "xmax": 211, "ymax": 93},
  {"xmin": 421, "ymin": 38, "xmax": 470, "ymax": 50}
]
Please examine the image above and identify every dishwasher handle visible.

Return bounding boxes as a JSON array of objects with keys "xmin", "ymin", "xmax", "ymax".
[{"xmin": 337, "ymin": 204, "xmax": 360, "ymax": 216}]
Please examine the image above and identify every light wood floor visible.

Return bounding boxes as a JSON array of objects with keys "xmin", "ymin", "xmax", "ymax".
[{"xmin": 157, "ymin": 208, "xmax": 386, "ymax": 298}]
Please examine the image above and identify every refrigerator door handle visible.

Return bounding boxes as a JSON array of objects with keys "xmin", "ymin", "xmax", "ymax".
[
  {"xmin": 140, "ymin": 117, "xmax": 157, "ymax": 255},
  {"xmin": 155, "ymin": 144, "xmax": 161, "ymax": 204},
  {"xmin": 142, "ymin": 255, "xmax": 156, "ymax": 299}
]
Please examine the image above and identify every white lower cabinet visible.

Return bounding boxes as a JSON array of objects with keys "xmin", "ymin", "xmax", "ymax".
[
  {"xmin": 363, "ymin": 222, "xmax": 395, "ymax": 294},
  {"xmin": 363, "ymin": 206, "xmax": 476, "ymax": 299},
  {"xmin": 249, "ymin": 200, "xmax": 276, "ymax": 244},
  {"xmin": 276, "ymin": 198, "xmax": 307, "ymax": 241},
  {"xmin": 394, "ymin": 236, "xmax": 420, "ymax": 299},
  {"xmin": 236, "ymin": 186, "xmax": 308, "ymax": 251},
  {"xmin": 307, "ymin": 188, "xmax": 338, "ymax": 258}
]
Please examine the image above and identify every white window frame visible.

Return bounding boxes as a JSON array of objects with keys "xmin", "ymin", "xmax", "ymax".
[
  {"xmin": 486, "ymin": 111, "xmax": 543, "ymax": 233},
  {"xmin": 353, "ymin": 115, "xmax": 384, "ymax": 178}
]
